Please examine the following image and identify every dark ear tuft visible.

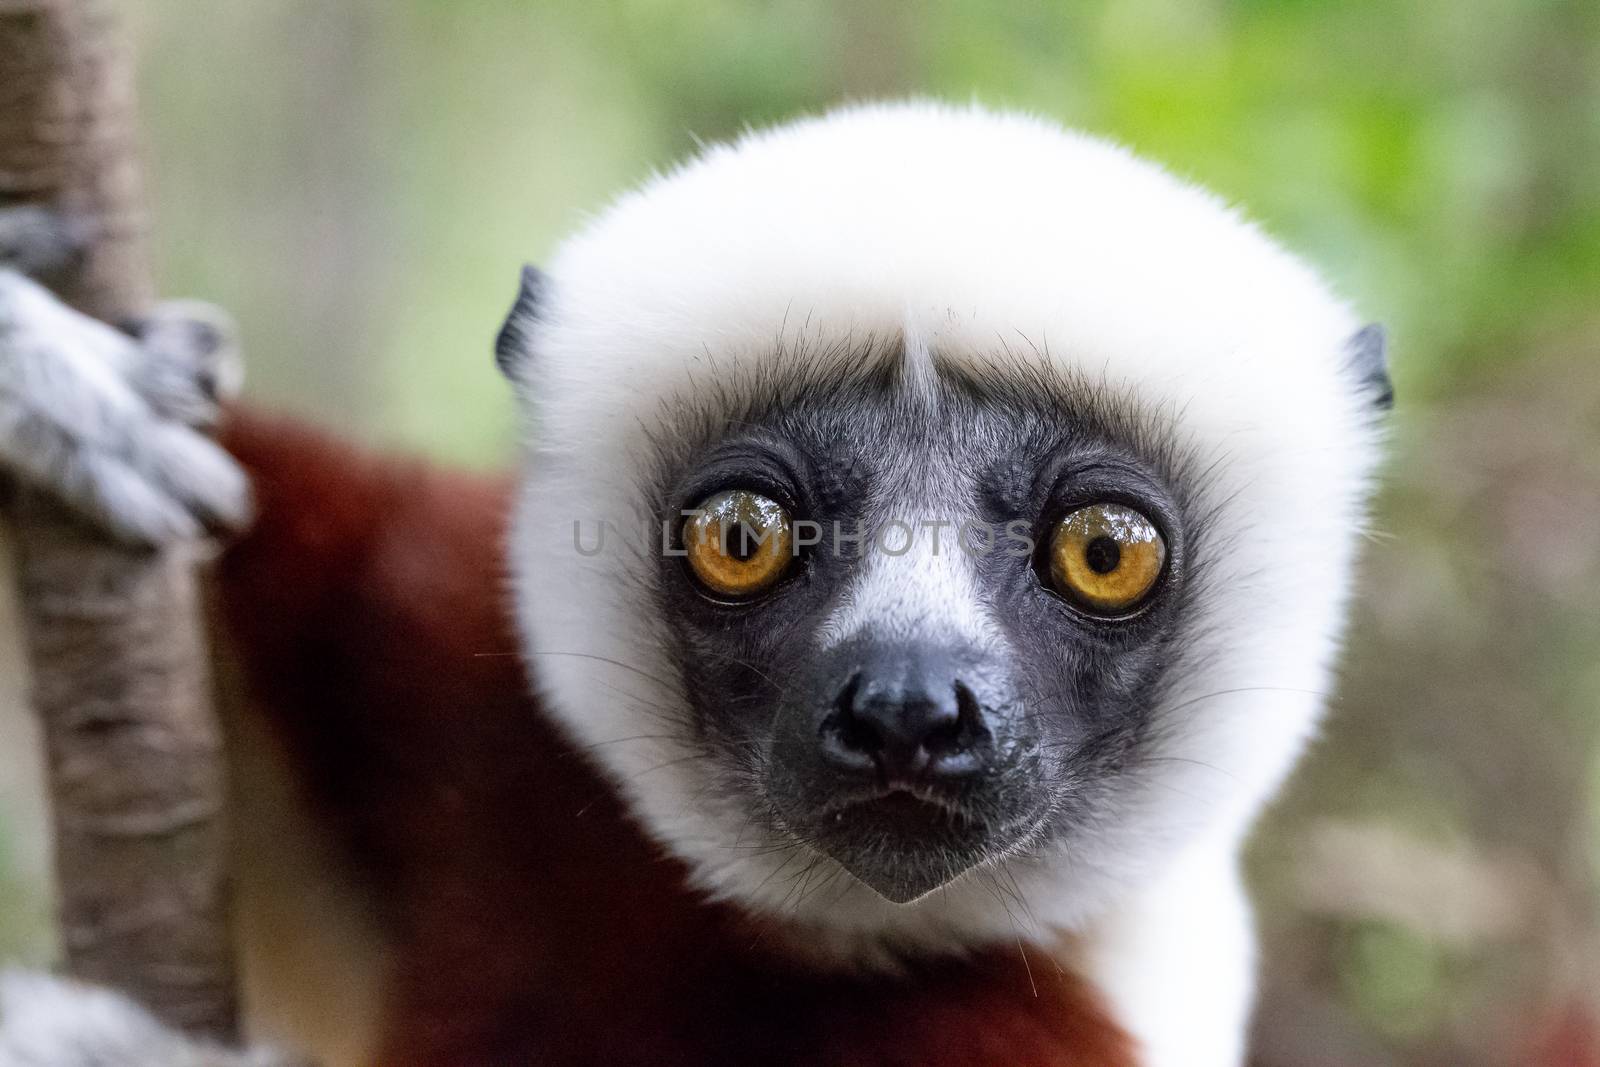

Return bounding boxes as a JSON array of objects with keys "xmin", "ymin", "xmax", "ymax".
[
  {"xmin": 1346, "ymin": 323, "xmax": 1393, "ymax": 411},
  {"xmin": 495, "ymin": 264, "xmax": 546, "ymax": 378}
]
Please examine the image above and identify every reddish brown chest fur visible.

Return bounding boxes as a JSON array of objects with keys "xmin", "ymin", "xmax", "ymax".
[{"xmin": 215, "ymin": 410, "xmax": 1135, "ymax": 1067}]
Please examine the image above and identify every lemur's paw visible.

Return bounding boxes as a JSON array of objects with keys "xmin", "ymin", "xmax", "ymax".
[
  {"xmin": 0, "ymin": 270, "xmax": 251, "ymax": 547},
  {"xmin": 139, "ymin": 421, "xmax": 254, "ymax": 535},
  {"xmin": 0, "ymin": 971, "xmax": 302, "ymax": 1067}
]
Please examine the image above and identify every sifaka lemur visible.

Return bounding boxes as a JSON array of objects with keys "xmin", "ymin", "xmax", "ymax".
[{"xmin": 0, "ymin": 102, "xmax": 1389, "ymax": 1067}]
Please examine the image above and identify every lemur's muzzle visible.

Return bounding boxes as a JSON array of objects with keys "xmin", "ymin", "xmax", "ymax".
[{"xmin": 766, "ymin": 639, "xmax": 1043, "ymax": 903}]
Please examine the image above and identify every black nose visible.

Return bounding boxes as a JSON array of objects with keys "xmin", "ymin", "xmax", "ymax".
[{"xmin": 820, "ymin": 648, "xmax": 990, "ymax": 783}]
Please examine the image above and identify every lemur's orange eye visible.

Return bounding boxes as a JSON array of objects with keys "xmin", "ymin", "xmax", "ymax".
[
  {"xmin": 683, "ymin": 490, "xmax": 794, "ymax": 598},
  {"xmin": 1048, "ymin": 503, "xmax": 1166, "ymax": 614}
]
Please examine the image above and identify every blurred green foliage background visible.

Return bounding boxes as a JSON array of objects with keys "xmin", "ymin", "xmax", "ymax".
[
  {"xmin": 2, "ymin": 1, "xmax": 1596, "ymax": 1064},
  {"xmin": 128, "ymin": 0, "xmax": 1600, "ymax": 468}
]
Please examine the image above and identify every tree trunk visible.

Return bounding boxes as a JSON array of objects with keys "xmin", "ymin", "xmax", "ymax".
[{"xmin": 0, "ymin": 0, "xmax": 238, "ymax": 1040}]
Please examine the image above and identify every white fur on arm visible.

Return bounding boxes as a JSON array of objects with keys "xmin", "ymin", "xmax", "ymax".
[
  {"xmin": 0, "ymin": 269, "xmax": 250, "ymax": 546},
  {"xmin": 0, "ymin": 972, "xmax": 300, "ymax": 1067}
]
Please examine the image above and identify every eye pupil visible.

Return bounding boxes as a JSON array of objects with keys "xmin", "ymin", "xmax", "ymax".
[
  {"xmin": 1084, "ymin": 535, "xmax": 1121, "ymax": 575},
  {"xmin": 728, "ymin": 522, "xmax": 760, "ymax": 561}
]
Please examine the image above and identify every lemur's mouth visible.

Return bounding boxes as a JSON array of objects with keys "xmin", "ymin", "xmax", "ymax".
[
  {"xmin": 789, "ymin": 788, "xmax": 1007, "ymax": 904},
  {"xmin": 831, "ymin": 783, "xmax": 966, "ymax": 820}
]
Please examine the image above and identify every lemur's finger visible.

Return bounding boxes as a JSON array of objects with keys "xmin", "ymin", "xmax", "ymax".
[
  {"xmin": 125, "ymin": 300, "xmax": 244, "ymax": 428},
  {"xmin": 80, "ymin": 453, "xmax": 210, "ymax": 545},
  {"xmin": 137, "ymin": 421, "xmax": 254, "ymax": 534},
  {"xmin": 48, "ymin": 453, "xmax": 203, "ymax": 547}
]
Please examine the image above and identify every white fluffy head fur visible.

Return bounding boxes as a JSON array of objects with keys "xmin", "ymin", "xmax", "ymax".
[{"xmin": 507, "ymin": 101, "xmax": 1383, "ymax": 963}]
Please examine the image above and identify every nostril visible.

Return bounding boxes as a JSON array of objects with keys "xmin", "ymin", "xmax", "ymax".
[
  {"xmin": 834, "ymin": 688, "xmax": 885, "ymax": 756},
  {"xmin": 818, "ymin": 673, "xmax": 881, "ymax": 772},
  {"xmin": 951, "ymin": 680, "xmax": 987, "ymax": 739},
  {"xmin": 920, "ymin": 681, "xmax": 989, "ymax": 765},
  {"xmin": 835, "ymin": 717, "xmax": 883, "ymax": 757},
  {"xmin": 919, "ymin": 710, "xmax": 965, "ymax": 757}
]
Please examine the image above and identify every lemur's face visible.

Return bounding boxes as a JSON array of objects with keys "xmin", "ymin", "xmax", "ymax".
[
  {"xmin": 649, "ymin": 365, "xmax": 1193, "ymax": 903},
  {"xmin": 507, "ymin": 104, "xmax": 1386, "ymax": 955}
]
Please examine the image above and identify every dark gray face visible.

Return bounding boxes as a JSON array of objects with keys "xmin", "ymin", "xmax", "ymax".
[{"xmin": 646, "ymin": 353, "xmax": 1197, "ymax": 903}]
